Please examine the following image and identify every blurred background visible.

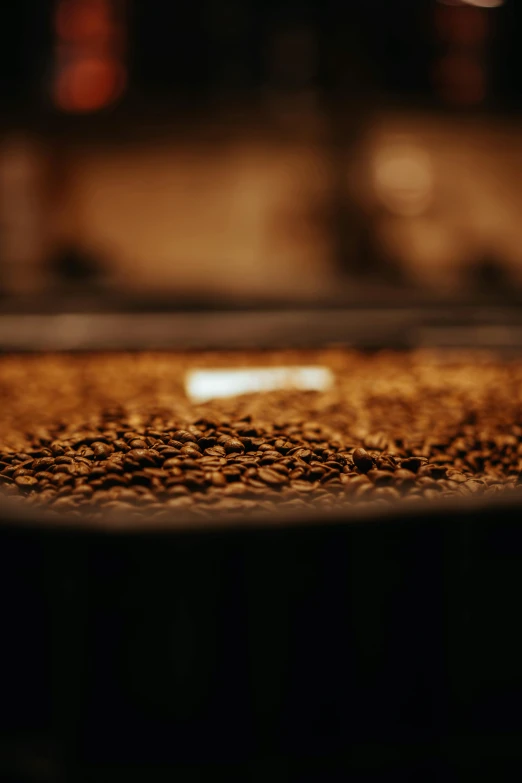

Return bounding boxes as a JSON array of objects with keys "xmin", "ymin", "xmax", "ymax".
[{"xmin": 0, "ymin": 0, "xmax": 521, "ymax": 315}]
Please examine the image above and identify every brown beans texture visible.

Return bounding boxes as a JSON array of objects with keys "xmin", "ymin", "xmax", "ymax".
[{"xmin": 1, "ymin": 349, "xmax": 522, "ymax": 519}]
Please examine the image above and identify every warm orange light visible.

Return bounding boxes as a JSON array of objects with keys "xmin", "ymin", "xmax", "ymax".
[
  {"xmin": 373, "ymin": 140, "xmax": 434, "ymax": 218},
  {"xmin": 54, "ymin": 57, "xmax": 126, "ymax": 112}
]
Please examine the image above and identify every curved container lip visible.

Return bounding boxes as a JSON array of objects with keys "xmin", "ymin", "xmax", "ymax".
[
  {"xmin": 1, "ymin": 488, "xmax": 521, "ymax": 535},
  {"xmin": 2, "ymin": 305, "xmax": 522, "ymax": 352}
]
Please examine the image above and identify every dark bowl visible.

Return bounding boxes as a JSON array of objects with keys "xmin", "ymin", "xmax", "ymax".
[{"xmin": 1, "ymin": 491, "xmax": 522, "ymax": 782}]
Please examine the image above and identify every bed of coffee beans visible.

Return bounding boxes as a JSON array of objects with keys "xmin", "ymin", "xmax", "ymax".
[{"xmin": 1, "ymin": 349, "xmax": 522, "ymax": 520}]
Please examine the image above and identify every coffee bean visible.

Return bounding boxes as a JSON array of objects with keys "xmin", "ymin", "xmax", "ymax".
[
  {"xmin": 180, "ymin": 459, "xmax": 200, "ymax": 471},
  {"xmin": 257, "ymin": 468, "xmax": 289, "ymax": 486},
  {"xmin": 205, "ymin": 446, "xmax": 226, "ymax": 458},
  {"xmin": 172, "ymin": 430, "xmax": 197, "ymax": 443},
  {"xmin": 352, "ymin": 448, "xmax": 373, "ymax": 473},
  {"xmin": 15, "ymin": 475, "xmax": 38, "ymax": 490},
  {"xmin": 167, "ymin": 485, "xmax": 190, "ymax": 497},
  {"xmin": 400, "ymin": 457, "xmax": 424, "ymax": 474},
  {"xmin": 92, "ymin": 442, "xmax": 113, "ymax": 460},
  {"xmin": 224, "ymin": 438, "xmax": 245, "ymax": 454},
  {"xmin": 163, "ymin": 457, "xmax": 182, "ymax": 470},
  {"xmin": 374, "ymin": 486, "xmax": 401, "ymax": 501},
  {"xmin": 287, "ymin": 447, "xmax": 312, "ymax": 462},
  {"xmin": 290, "ymin": 479, "xmax": 318, "ymax": 492},
  {"xmin": 36, "ymin": 471, "xmax": 55, "ymax": 483},
  {"xmin": 76, "ymin": 446, "xmax": 95, "ymax": 460},
  {"xmin": 393, "ymin": 469, "xmax": 417, "ymax": 486},
  {"xmin": 183, "ymin": 473, "xmax": 207, "ymax": 491},
  {"xmin": 33, "ymin": 457, "xmax": 54, "ymax": 473},
  {"xmin": 126, "ymin": 449, "xmax": 158, "ymax": 467},
  {"xmin": 180, "ymin": 443, "xmax": 201, "ymax": 456},
  {"xmin": 102, "ymin": 474, "xmax": 128, "ymax": 489},
  {"xmin": 129, "ymin": 438, "xmax": 149, "ymax": 449},
  {"xmin": 12, "ymin": 467, "xmax": 34, "ymax": 478},
  {"xmin": 367, "ymin": 469, "xmax": 394, "ymax": 487},
  {"xmin": 222, "ymin": 466, "xmax": 242, "ymax": 482}
]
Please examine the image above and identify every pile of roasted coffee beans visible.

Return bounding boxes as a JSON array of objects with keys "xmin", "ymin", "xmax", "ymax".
[{"xmin": 1, "ymin": 349, "xmax": 522, "ymax": 520}]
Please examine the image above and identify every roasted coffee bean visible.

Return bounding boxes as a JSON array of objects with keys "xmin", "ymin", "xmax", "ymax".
[
  {"xmin": 172, "ymin": 430, "xmax": 197, "ymax": 443},
  {"xmin": 92, "ymin": 442, "xmax": 113, "ymax": 460},
  {"xmin": 179, "ymin": 459, "xmax": 200, "ymax": 471},
  {"xmin": 129, "ymin": 438, "xmax": 149, "ymax": 449},
  {"xmin": 257, "ymin": 468, "xmax": 289, "ymax": 486},
  {"xmin": 205, "ymin": 446, "xmax": 226, "ymax": 458},
  {"xmin": 12, "ymin": 467, "xmax": 34, "ymax": 479},
  {"xmin": 374, "ymin": 486, "xmax": 401, "ymax": 501},
  {"xmin": 163, "ymin": 457, "xmax": 182, "ymax": 470},
  {"xmin": 15, "ymin": 475, "xmax": 38, "ymax": 490},
  {"xmin": 33, "ymin": 457, "xmax": 54, "ymax": 473},
  {"xmin": 222, "ymin": 466, "xmax": 242, "ymax": 482},
  {"xmin": 180, "ymin": 443, "xmax": 201, "ymax": 456},
  {"xmin": 352, "ymin": 448, "xmax": 373, "ymax": 473},
  {"xmin": 183, "ymin": 473, "xmax": 207, "ymax": 491},
  {"xmin": 290, "ymin": 479, "xmax": 318, "ymax": 493},
  {"xmin": 158, "ymin": 447, "xmax": 180, "ymax": 460},
  {"xmin": 273, "ymin": 439, "xmax": 292, "ymax": 454},
  {"xmin": 211, "ymin": 471, "xmax": 227, "ymax": 488},
  {"xmin": 367, "ymin": 469, "xmax": 394, "ymax": 487},
  {"xmin": 36, "ymin": 471, "xmax": 55, "ymax": 483},
  {"xmin": 199, "ymin": 458, "xmax": 227, "ymax": 470},
  {"xmin": 394, "ymin": 469, "xmax": 417, "ymax": 485},
  {"xmin": 224, "ymin": 438, "xmax": 245, "ymax": 454},
  {"xmin": 54, "ymin": 456, "xmax": 74, "ymax": 465},
  {"xmin": 364, "ymin": 432, "xmax": 389, "ymax": 451},
  {"xmin": 400, "ymin": 457, "xmax": 424, "ymax": 474},
  {"xmin": 76, "ymin": 446, "xmax": 95, "ymax": 460},
  {"xmin": 287, "ymin": 447, "xmax": 312, "ymax": 462},
  {"xmin": 216, "ymin": 434, "xmax": 232, "ymax": 447},
  {"xmin": 126, "ymin": 449, "xmax": 158, "ymax": 467}
]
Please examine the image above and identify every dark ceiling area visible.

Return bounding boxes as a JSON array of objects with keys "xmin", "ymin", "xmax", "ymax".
[{"xmin": 0, "ymin": 1, "xmax": 520, "ymax": 117}]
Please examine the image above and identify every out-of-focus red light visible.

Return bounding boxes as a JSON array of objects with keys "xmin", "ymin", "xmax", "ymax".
[
  {"xmin": 54, "ymin": 57, "xmax": 126, "ymax": 112},
  {"xmin": 435, "ymin": 5, "xmax": 489, "ymax": 46},
  {"xmin": 56, "ymin": 0, "xmax": 112, "ymax": 44},
  {"xmin": 53, "ymin": 0, "xmax": 126, "ymax": 113},
  {"xmin": 433, "ymin": 54, "xmax": 486, "ymax": 105}
]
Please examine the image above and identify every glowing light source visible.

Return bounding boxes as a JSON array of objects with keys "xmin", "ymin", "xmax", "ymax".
[
  {"xmin": 185, "ymin": 367, "xmax": 334, "ymax": 403},
  {"xmin": 52, "ymin": 0, "xmax": 127, "ymax": 113},
  {"xmin": 373, "ymin": 141, "xmax": 434, "ymax": 218},
  {"xmin": 54, "ymin": 57, "xmax": 126, "ymax": 112},
  {"xmin": 437, "ymin": 0, "xmax": 504, "ymax": 7}
]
